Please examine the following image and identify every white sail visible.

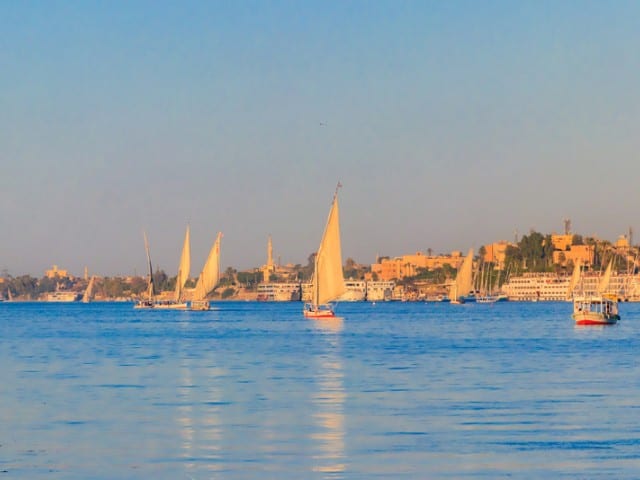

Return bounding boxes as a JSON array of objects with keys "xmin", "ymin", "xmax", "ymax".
[
  {"xmin": 567, "ymin": 259, "xmax": 582, "ymax": 299},
  {"xmin": 82, "ymin": 276, "xmax": 95, "ymax": 303},
  {"xmin": 174, "ymin": 225, "xmax": 191, "ymax": 302},
  {"xmin": 193, "ymin": 232, "xmax": 222, "ymax": 301},
  {"xmin": 312, "ymin": 191, "xmax": 346, "ymax": 307},
  {"xmin": 450, "ymin": 248, "xmax": 474, "ymax": 300},
  {"xmin": 597, "ymin": 259, "xmax": 613, "ymax": 295}
]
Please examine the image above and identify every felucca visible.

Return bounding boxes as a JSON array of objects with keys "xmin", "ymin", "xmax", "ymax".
[
  {"xmin": 304, "ymin": 184, "xmax": 346, "ymax": 319},
  {"xmin": 190, "ymin": 232, "xmax": 222, "ymax": 311},
  {"xmin": 82, "ymin": 275, "xmax": 96, "ymax": 303},
  {"xmin": 135, "ymin": 226, "xmax": 190, "ymax": 310},
  {"xmin": 134, "ymin": 231, "xmax": 157, "ymax": 309},
  {"xmin": 449, "ymin": 248, "xmax": 474, "ymax": 304}
]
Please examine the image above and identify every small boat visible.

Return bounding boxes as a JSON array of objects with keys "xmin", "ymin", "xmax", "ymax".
[
  {"xmin": 135, "ymin": 227, "xmax": 190, "ymax": 310},
  {"xmin": 572, "ymin": 295, "xmax": 620, "ymax": 325},
  {"xmin": 190, "ymin": 232, "xmax": 222, "ymax": 311},
  {"xmin": 571, "ymin": 259, "xmax": 620, "ymax": 325},
  {"xmin": 304, "ymin": 183, "xmax": 347, "ymax": 319}
]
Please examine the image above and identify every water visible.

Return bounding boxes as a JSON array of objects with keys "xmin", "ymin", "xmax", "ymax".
[{"xmin": 1, "ymin": 301, "xmax": 640, "ymax": 479}]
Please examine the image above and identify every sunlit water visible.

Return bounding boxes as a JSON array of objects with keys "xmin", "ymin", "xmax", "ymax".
[{"xmin": 1, "ymin": 301, "xmax": 639, "ymax": 479}]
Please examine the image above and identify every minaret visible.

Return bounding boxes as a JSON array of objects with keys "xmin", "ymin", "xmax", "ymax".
[
  {"xmin": 263, "ymin": 235, "xmax": 274, "ymax": 283},
  {"xmin": 267, "ymin": 235, "xmax": 274, "ymax": 268}
]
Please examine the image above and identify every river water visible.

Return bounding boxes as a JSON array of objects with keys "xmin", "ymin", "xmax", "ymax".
[{"xmin": 1, "ymin": 301, "xmax": 639, "ymax": 479}]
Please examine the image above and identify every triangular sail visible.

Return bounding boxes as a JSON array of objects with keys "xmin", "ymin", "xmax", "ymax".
[
  {"xmin": 598, "ymin": 259, "xmax": 613, "ymax": 294},
  {"xmin": 193, "ymin": 232, "xmax": 222, "ymax": 301},
  {"xmin": 312, "ymin": 192, "xmax": 346, "ymax": 306},
  {"xmin": 143, "ymin": 231, "xmax": 155, "ymax": 301},
  {"xmin": 567, "ymin": 259, "xmax": 582, "ymax": 299},
  {"xmin": 82, "ymin": 276, "xmax": 95, "ymax": 303},
  {"xmin": 449, "ymin": 248, "xmax": 474, "ymax": 300},
  {"xmin": 174, "ymin": 225, "xmax": 191, "ymax": 302}
]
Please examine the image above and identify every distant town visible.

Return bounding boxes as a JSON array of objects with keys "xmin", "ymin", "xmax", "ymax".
[{"xmin": 2, "ymin": 222, "xmax": 639, "ymax": 303}]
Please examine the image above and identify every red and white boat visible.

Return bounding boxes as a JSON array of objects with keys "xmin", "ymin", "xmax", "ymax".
[
  {"xmin": 572, "ymin": 295, "xmax": 620, "ymax": 325},
  {"xmin": 570, "ymin": 260, "xmax": 620, "ymax": 325}
]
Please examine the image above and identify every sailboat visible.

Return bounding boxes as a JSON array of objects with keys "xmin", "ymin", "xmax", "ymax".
[
  {"xmin": 82, "ymin": 275, "xmax": 96, "ymax": 303},
  {"xmin": 170, "ymin": 225, "xmax": 191, "ymax": 308},
  {"xmin": 135, "ymin": 226, "xmax": 190, "ymax": 310},
  {"xmin": 449, "ymin": 248, "xmax": 474, "ymax": 304},
  {"xmin": 190, "ymin": 232, "xmax": 222, "ymax": 311},
  {"xmin": 571, "ymin": 259, "xmax": 620, "ymax": 325},
  {"xmin": 304, "ymin": 184, "xmax": 346, "ymax": 319}
]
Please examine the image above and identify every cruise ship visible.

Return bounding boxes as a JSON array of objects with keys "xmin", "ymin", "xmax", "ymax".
[
  {"xmin": 365, "ymin": 281, "xmax": 395, "ymax": 301},
  {"xmin": 298, "ymin": 280, "xmax": 395, "ymax": 302},
  {"xmin": 45, "ymin": 291, "xmax": 81, "ymax": 302},
  {"xmin": 502, "ymin": 272, "xmax": 637, "ymax": 301},
  {"xmin": 256, "ymin": 283, "xmax": 301, "ymax": 301}
]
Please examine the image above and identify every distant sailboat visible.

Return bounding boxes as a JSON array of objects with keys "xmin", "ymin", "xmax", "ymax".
[
  {"xmin": 304, "ymin": 184, "xmax": 347, "ymax": 319},
  {"xmin": 566, "ymin": 259, "xmax": 582, "ymax": 300},
  {"xmin": 449, "ymin": 248, "xmax": 474, "ymax": 304},
  {"xmin": 135, "ymin": 231, "xmax": 157, "ymax": 309},
  {"xmin": 190, "ymin": 232, "xmax": 222, "ymax": 311},
  {"xmin": 135, "ymin": 226, "xmax": 190, "ymax": 310},
  {"xmin": 597, "ymin": 259, "xmax": 613, "ymax": 295},
  {"xmin": 82, "ymin": 275, "xmax": 96, "ymax": 303},
  {"xmin": 173, "ymin": 225, "xmax": 191, "ymax": 306}
]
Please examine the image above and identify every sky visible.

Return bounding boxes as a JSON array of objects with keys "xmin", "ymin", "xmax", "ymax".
[{"xmin": 2, "ymin": 1, "xmax": 640, "ymax": 277}]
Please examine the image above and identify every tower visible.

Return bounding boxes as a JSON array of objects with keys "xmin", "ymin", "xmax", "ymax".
[
  {"xmin": 267, "ymin": 235, "xmax": 273, "ymax": 268},
  {"xmin": 263, "ymin": 235, "xmax": 275, "ymax": 283}
]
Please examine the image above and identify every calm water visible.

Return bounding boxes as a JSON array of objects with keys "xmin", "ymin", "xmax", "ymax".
[{"xmin": 1, "ymin": 301, "xmax": 639, "ymax": 479}]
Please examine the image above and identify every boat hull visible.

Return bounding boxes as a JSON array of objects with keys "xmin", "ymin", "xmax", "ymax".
[
  {"xmin": 303, "ymin": 303, "xmax": 337, "ymax": 319},
  {"xmin": 190, "ymin": 300, "xmax": 210, "ymax": 311},
  {"xmin": 573, "ymin": 312, "xmax": 620, "ymax": 326},
  {"xmin": 134, "ymin": 301, "xmax": 188, "ymax": 310}
]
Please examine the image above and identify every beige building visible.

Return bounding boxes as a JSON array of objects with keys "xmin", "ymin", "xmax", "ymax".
[
  {"xmin": 552, "ymin": 244, "xmax": 594, "ymax": 267},
  {"xmin": 551, "ymin": 234, "xmax": 574, "ymax": 251},
  {"xmin": 45, "ymin": 265, "xmax": 70, "ymax": 279},
  {"xmin": 371, "ymin": 251, "xmax": 464, "ymax": 281},
  {"xmin": 481, "ymin": 241, "xmax": 513, "ymax": 269}
]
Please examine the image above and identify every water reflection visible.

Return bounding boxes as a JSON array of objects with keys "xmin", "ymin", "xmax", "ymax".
[
  {"xmin": 177, "ymin": 351, "xmax": 224, "ymax": 475},
  {"xmin": 311, "ymin": 318, "xmax": 346, "ymax": 476}
]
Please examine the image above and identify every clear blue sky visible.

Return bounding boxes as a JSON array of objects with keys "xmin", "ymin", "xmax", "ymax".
[{"xmin": 2, "ymin": 1, "xmax": 639, "ymax": 277}]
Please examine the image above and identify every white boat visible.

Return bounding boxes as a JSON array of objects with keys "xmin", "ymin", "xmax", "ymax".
[
  {"xmin": 449, "ymin": 248, "xmax": 474, "ymax": 304},
  {"xmin": 475, "ymin": 262, "xmax": 507, "ymax": 303},
  {"xmin": 135, "ymin": 227, "xmax": 190, "ymax": 310},
  {"xmin": 571, "ymin": 259, "xmax": 620, "ymax": 325},
  {"xmin": 190, "ymin": 232, "xmax": 222, "ymax": 311},
  {"xmin": 46, "ymin": 290, "xmax": 80, "ymax": 302},
  {"xmin": 304, "ymin": 184, "xmax": 347, "ymax": 319}
]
